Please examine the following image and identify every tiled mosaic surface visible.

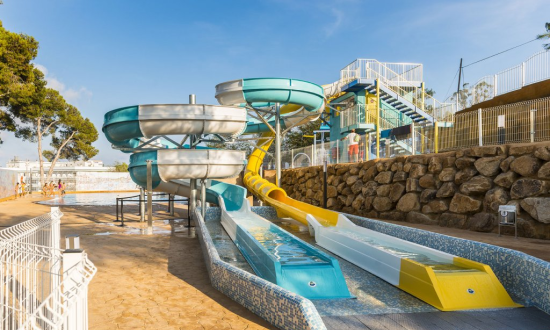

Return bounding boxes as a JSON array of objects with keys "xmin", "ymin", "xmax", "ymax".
[
  {"xmin": 195, "ymin": 208, "xmax": 327, "ymax": 330},
  {"xmin": 345, "ymin": 214, "xmax": 550, "ymax": 314}
]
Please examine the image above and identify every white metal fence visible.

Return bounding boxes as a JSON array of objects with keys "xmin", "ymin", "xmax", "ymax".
[
  {"xmin": 468, "ymin": 50, "xmax": 550, "ymax": 108},
  {"xmin": 0, "ymin": 208, "xmax": 96, "ymax": 330}
]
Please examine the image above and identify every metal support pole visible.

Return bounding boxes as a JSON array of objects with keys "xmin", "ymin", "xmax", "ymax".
[
  {"xmin": 139, "ymin": 187, "xmax": 145, "ymax": 221},
  {"xmin": 411, "ymin": 122, "xmax": 416, "ymax": 155},
  {"xmin": 367, "ymin": 133, "xmax": 371, "ymax": 161},
  {"xmin": 421, "ymin": 82, "xmax": 425, "ymax": 111},
  {"xmin": 63, "ymin": 235, "xmax": 85, "ymax": 330},
  {"xmin": 434, "ymin": 121, "xmax": 439, "ymax": 154},
  {"xmin": 323, "ymin": 160, "xmax": 328, "ymax": 209},
  {"xmin": 258, "ymin": 167, "xmax": 263, "ymax": 206},
  {"xmin": 530, "ymin": 109, "xmax": 537, "ymax": 143},
  {"xmin": 478, "ymin": 108, "xmax": 483, "ymax": 147},
  {"xmin": 189, "ymin": 93, "xmax": 197, "ymax": 220},
  {"xmin": 146, "ymin": 160, "xmax": 153, "ymax": 235},
  {"xmin": 291, "ymin": 149, "xmax": 294, "ymax": 168},
  {"xmin": 201, "ymin": 179, "xmax": 207, "ymax": 219},
  {"xmin": 275, "ymin": 102, "xmax": 282, "ymax": 187},
  {"xmin": 376, "ymin": 79, "xmax": 380, "ymax": 159},
  {"xmin": 169, "ymin": 194, "xmax": 175, "ymax": 216}
]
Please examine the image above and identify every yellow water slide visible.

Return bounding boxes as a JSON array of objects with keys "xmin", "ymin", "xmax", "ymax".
[{"xmin": 241, "ymin": 103, "xmax": 520, "ymax": 312}]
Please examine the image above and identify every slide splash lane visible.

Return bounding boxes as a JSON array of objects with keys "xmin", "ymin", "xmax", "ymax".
[
  {"xmin": 103, "ymin": 100, "xmax": 353, "ymax": 300},
  {"xmin": 216, "ymin": 79, "xmax": 521, "ymax": 311}
]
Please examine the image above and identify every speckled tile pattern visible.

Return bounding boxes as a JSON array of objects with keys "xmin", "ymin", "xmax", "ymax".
[
  {"xmin": 195, "ymin": 207, "xmax": 327, "ymax": 330},
  {"xmin": 345, "ymin": 213, "xmax": 550, "ymax": 314}
]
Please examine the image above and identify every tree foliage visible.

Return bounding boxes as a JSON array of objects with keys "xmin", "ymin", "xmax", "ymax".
[
  {"xmin": 0, "ymin": 21, "xmax": 99, "ymax": 185},
  {"xmin": 537, "ymin": 22, "xmax": 550, "ymax": 50},
  {"xmin": 0, "ymin": 21, "xmax": 39, "ymax": 143},
  {"xmin": 113, "ymin": 162, "xmax": 129, "ymax": 172},
  {"xmin": 283, "ymin": 119, "xmax": 328, "ymax": 151}
]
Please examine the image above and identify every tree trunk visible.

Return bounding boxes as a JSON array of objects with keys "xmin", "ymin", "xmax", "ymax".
[
  {"xmin": 37, "ymin": 117, "xmax": 44, "ymax": 188},
  {"xmin": 45, "ymin": 131, "xmax": 76, "ymax": 184}
]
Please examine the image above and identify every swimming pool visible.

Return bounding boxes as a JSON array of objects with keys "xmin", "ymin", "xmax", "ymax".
[{"xmin": 37, "ymin": 192, "xmax": 187, "ymax": 206}]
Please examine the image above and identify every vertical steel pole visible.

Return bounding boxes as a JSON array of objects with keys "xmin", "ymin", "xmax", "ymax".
[
  {"xmin": 530, "ymin": 109, "xmax": 536, "ymax": 143},
  {"xmin": 169, "ymin": 194, "xmax": 175, "ymax": 216},
  {"xmin": 146, "ymin": 160, "xmax": 153, "ymax": 235},
  {"xmin": 421, "ymin": 82, "xmax": 425, "ymax": 111},
  {"xmin": 323, "ymin": 160, "xmax": 328, "ymax": 209},
  {"xmin": 200, "ymin": 179, "xmax": 207, "ymax": 219},
  {"xmin": 376, "ymin": 79, "xmax": 380, "ymax": 159},
  {"xmin": 411, "ymin": 122, "xmax": 416, "ymax": 155},
  {"xmin": 367, "ymin": 133, "xmax": 371, "ymax": 161},
  {"xmin": 434, "ymin": 121, "xmax": 439, "ymax": 153},
  {"xmin": 189, "ymin": 94, "xmax": 197, "ymax": 219},
  {"xmin": 139, "ymin": 187, "xmax": 145, "ymax": 221},
  {"xmin": 478, "ymin": 108, "xmax": 483, "ymax": 146},
  {"xmin": 291, "ymin": 149, "xmax": 294, "ymax": 168},
  {"xmin": 275, "ymin": 102, "xmax": 282, "ymax": 187}
]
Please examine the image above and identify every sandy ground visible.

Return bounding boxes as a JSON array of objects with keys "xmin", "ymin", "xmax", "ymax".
[
  {"xmin": 0, "ymin": 195, "xmax": 274, "ymax": 330},
  {"xmin": 1, "ymin": 195, "xmax": 550, "ymax": 329}
]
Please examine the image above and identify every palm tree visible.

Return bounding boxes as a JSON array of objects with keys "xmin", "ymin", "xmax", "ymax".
[{"xmin": 537, "ymin": 22, "xmax": 550, "ymax": 50}]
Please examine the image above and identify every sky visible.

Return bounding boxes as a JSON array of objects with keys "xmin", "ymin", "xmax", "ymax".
[{"xmin": 0, "ymin": 0, "xmax": 549, "ymax": 166}]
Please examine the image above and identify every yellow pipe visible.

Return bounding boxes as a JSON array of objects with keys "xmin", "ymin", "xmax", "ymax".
[{"xmin": 421, "ymin": 82, "xmax": 425, "ymax": 111}]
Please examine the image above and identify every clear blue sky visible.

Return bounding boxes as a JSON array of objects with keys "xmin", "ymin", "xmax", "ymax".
[{"xmin": 0, "ymin": 0, "xmax": 548, "ymax": 165}]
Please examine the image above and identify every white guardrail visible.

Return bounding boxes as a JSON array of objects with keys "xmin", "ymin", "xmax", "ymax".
[
  {"xmin": 0, "ymin": 207, "xmax": 96, "ymax": 330},
  {"xmin": 469, "ymin": 50, "xmax": 550, "ymax": 107}
]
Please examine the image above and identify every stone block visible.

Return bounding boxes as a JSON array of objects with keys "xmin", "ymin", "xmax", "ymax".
[
  {"xmin": 520, "ymin": 198, "xmax": 550, "ymax": 223},
  {"xmin": 361, "ymin": 181, "xmax": 378, "ymax": 196},
  {"xmin": 364, "ymin": 166, "xmax": 378, "ymax": 182},
  {"xmin": 455, "ymin": 157, "xmax": 476, "ymax": 170},
  {"xmin": 422, "ymin": 200, "xmax": 449, "ymax": 214},
  {"xmin": 327, "ymin": 185, "xmax": 338, "ymax": 198},
  {"xmin": 510, "ymin": 178, "xmax": 547, "ymax": 199},
  {"xmin": 389, "ymin": 182, "xmax": 406, "ymax": 202},
  {"xmin": 396, "ymin": 193, "xmax": 421, "ymax": 212},
  {"xmin": 500, "ymin": 156, "xmax": 515, "ymax": 172},
  {"xmin": 509, "ymin": 144, "xmax": 537, "ymax": 156},
  {"xmin": 439, "ymin": 212, "xmax": 469, "ymax": 228},
  {"xmin": 465, "ymin": 145, "xmax": 507, "ymax": 157},
  {"xmin": 483, "ymin": 187, "xmax": 510, "ymax": 213},
  {"xmin": 419, "ymin": 174, "xmax": 436, "ymax": 189},
  {"xmin": 376, "ymin": 184, "xmax": 392, "ymax": 197},
  {"xmin": 393, "ymin": 171, "xmax": 408, "ymax": 182},
  {"xmin": 420, "ymin": 189, "xmax": 437, "ymax": 203},
  {"xmin": 351, "ymin": 181, "xmax": 364, "ymax": 195},
  {"xmin": 455, "ymin": 167, "xmax": 478, "ymax": 185},
  {"xmin": 459, "ymin": 175, "xmax": 493, "ymax": 195},
  {"xmin": 439, "ymin": 168, "xmax": 457, "ymax": 182},
  {"xmin": 534, "ymin": 146, "xmax": 550, "ymax": 161},
  {"xmin": 494, "ymin": 171, "xmax": 518, "ymax": 189},
  {"xmin": 380, "ymin": 211, "xmax": 406, "ymax": 221},
  {"xmin": 409, "ymin": 164, "xmax": 428, "ymax": 179},
  {"xmin": 449, "ymin": 193, "xmax": 482, "ymax": 213},
  {"xmin": 352, "ymin": 195, "xmax": 365, "ymax": 211},
  {"xmin": 474, "ymin": 156, "xmax": 503, "ymax": 177},
  {"xmin": 406, "ymin": 178, "xmax": 422, "ymax": 192},
  {"xmin": 538, "ymin": 162, "xmax": 550, "ymax": 179},
  {"xmin": 428, "ymin": 158, "xmax": 443, "ymax": 173},
  {"xmin": 436, "ymin": 182, "xmax": 456, "ymax": 198},
  {"xmin": 510, "ymin": 155, "xmax": 542, "ymax": 177},
  {"xmin": 373, "ymin": 196, "xmax": 392, "ymax": 211},
  {"xmin": 375, "ymin": 171, "xmax": 393, "ymax": 184},
  {"xmin": 406, "ymin": 211, "xmax": 439, "ymax": 225},
  {"xmin": 468, "ymin": 213, "xmax": 497, "ymax": 232},
  {"xmin": 364, "ymin": 196, "xmax": 375, "ymax": 210}
]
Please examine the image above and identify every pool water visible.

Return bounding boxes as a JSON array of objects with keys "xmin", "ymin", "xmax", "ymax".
[{"xmin": 37, "ymin": 192, "xmax": 188, "ymax": 206}]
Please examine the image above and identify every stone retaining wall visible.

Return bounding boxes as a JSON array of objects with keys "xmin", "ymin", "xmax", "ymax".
[{"xmin": 281, "ymin": 142, "xmax": 550, "ymax": 239}]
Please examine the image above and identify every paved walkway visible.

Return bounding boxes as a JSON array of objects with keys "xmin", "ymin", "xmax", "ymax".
[{"xmin": 0, "ymin": 196, "xmax": 273, "ymax": 330}]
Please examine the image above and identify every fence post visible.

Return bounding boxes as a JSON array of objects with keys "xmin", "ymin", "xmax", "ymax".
[
  {"xmin": 291, "ymin": 149, "xmax": 294, "ymax": 168},
  {"xmin": 63, "ymin": 235, "xmax": 86, "ymax": 330},
  {"xmin": 478, "ymin": 108, "xmax": 483, "ymax": 146},
  {"xmin": 530, "ymin": 109, "xmax": 537, "ymax": 143},
  {"xmin": 522, "ymin": 62, "xmax": 526, "ymax": 87},
  {"xmin": 411, "ymin": 122, "xmax": 416, "ymax": 155},
  {"xmin": 434, "ymin": 121, "xmax": 439, "ymax": 153},
  {"xmin": 146, "ymin": 160, "xmax": 153, "ymax": 235},
  {"xmin": 494, "ymin": 75, "xmax": 498, "ymax": 97},
  {"xmin": 336, "ymin": 139, "xmax": 339, "ymax": 164}
]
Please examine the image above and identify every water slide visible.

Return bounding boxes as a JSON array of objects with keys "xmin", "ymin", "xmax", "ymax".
[
  {"xmin": 102, "ymin": 95, "xmax": 352, "ymax": 300},
  {"xmin": 214, "ymin": 80, "xmax": 521, "ymax": 311}
]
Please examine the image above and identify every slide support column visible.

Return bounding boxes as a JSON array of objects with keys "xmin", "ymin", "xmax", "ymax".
[
  {"xmin": 146, "ymin": 160, "xmax": 153, "ymax": 235},
  {"xmin": 189, "ymin": 94, "xmax": 197, "ymax": 219},
  {"xmin": 201, "ymin": 179, "xmax": 207, "ymax": 219},
  {"xmin": 139, "ymin": 187, "xmax": 145, "ymax": 222},
  {"xmin": 275, "ymin": 102, "xmax": 282, "ymax": 187}
]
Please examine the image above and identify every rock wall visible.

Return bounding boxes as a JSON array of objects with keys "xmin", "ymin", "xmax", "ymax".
[{"xmin": 281, "ymin": 142, "xmax": 550, "ymax": 239}]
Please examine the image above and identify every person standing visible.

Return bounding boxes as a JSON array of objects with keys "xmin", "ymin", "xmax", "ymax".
[
  {"xmin": 15, "ymin": 182, "xmax": 19, "ymax": 199},
  {"xmin": 341, "ymin": 129, "xmax": 359, "ymax": 162}
]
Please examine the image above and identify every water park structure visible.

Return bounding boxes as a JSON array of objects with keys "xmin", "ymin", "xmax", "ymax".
[{"xmin": 98, "ymin": 56, "xmax": 550, "ymax": 328}]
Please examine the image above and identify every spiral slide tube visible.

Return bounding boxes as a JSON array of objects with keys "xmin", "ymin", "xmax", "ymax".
[
  {"xmin": 216, "ymin": 79, "xmax": 521, "ymax": 311},
  {"xmin": 103, "ymin": 94, "xmax": 352, "ymax": 300}
]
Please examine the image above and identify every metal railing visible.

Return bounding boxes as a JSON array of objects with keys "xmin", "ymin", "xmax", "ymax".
[
  {"xmin": 340, "ymin": 59, "xmax": 424, "ymax": 84},
  {"xmin": 440, "ymin": 96, "xmax": 550, "ymax": 150},
  {"xmin": 468, "ymin": 50, "xmax": 550, "ymax": 108},
  {"xmin": 0, "ymin": 208, "xmax": 96, "ymax": 330}
]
